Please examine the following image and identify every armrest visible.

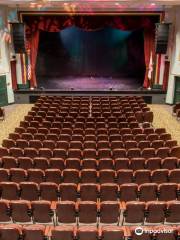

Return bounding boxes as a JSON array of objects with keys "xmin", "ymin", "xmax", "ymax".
[
  {"xmin": 120, "ymin": 201, "xmax": 126, "ymax": 210},
  {"xmin": 51, "ymin": 201, "xmax": 57, "ymax": 210}
]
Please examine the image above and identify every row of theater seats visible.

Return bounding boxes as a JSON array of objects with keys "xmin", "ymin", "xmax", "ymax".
[
  {"xmin": 1, "ymin": 224, "xmax": 179, "ymax": 240},
  {"xmin": 0, "ymin": 168, "xmax": 180, "ymax": 184},
  {"xmin": 7, "ymin": 133, "xmax": 175, "ymax": 145},
  {"xmin": 0, "ymin": 146, "xmax": 179, "ymax": 160},
  {"xmin": 0, "ymin": 181, "xmax": 180, "ymax": 202},
  {"xmin": 19, "ymin": 120, "xmax": 148, "ymax": 129},
  {"xmin": 0, "ymin": 199, "xmax": 180, "ymax": 225},
  {"xmin": 25, "ymin": 109, "xmax": 152, "ymax": 123},
  {"xmin": 3, "ymin": 139, "xmax": 178, "ymax": 151},
  {"xmin": 1, "ymin": 156, "xmax": 180, "ymax": 170},
  {"xmin": 7, "ymin": 128, "xmax": 173, "ymax": 139},
  {"xmin": 15, "ymin": 126, "xmax": 163, "ymax": 135}
]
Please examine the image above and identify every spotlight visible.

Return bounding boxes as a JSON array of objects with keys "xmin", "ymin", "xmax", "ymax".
[{"xmin": 30, "ymin": 87, "xmax": 34, "ymax": 90}]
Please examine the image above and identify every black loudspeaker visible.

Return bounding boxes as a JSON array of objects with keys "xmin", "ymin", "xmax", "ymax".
[
  {"xmin": 11, "ymin": 23, "xmax": 26, "ymax": 53},
  {"xmin": 155, "ymin": 23, "xmax": 170, "ymax": 54}
]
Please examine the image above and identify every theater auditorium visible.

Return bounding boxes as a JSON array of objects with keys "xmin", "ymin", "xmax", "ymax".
[{"xmin": 0, "ymin": 0, "xmax": 180, "ymax": 240}]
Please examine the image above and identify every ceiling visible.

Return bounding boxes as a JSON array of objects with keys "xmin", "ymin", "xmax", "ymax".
[{"xmin": 0, "ymin": 0, "xmax": 179, "ymax": 11}]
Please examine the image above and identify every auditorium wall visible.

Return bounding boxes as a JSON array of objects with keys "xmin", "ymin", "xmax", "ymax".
[
  {"xmin": 166, "ymin": 6, "xmax": 180, "ymax": 104},
  {"xmin": 0, "ymin": 6, "xmax": 14, "ymax": 104}
]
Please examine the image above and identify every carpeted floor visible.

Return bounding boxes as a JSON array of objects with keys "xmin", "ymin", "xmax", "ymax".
[
  {"xmin": 0, "ymin": 103, "xmax": 179, "ymax": 146},
  {"xmin": 0, "ymin": 104, "xmax": 33, "ymax": 145},
  {"xmin": 150, "ymin": 104, "xmax": 180, "ymax": 145}
]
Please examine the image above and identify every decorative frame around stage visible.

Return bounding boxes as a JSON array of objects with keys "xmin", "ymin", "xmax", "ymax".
[{"xmin": 18, "ymin": 11, "xmax": 164, "ymax": 88}]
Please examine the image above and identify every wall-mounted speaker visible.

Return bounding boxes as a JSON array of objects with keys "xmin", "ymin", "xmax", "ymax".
[
  {"xmin": 155, "ymin": 23, "xmax": 171, "ymax": 54},
  {"xmin": 11, "ymin": 23, "xmax": 26, "ymax": 54}
]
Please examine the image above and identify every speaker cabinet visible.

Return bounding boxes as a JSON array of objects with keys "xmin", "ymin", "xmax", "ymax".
[
  {"xmin": 11, "ymin": 23, "xmax": 26, "ymax": 53},
  {"xmin": 155, "ymin": 23, "xmax": 170, "ymax": 54}
]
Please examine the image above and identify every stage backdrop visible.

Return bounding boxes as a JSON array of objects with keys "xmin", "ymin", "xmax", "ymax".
[{"xmin": 24, "ymin": 15, "xmax": 160, "ymax": 88}]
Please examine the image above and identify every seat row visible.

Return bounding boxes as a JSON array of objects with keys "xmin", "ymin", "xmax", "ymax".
[
  {"xmin": 1, "ymin": 224, "xmax": 178, "ymax": 240},
  {"xmin": 0, "ymin": 181, "xmax": 180, "ymax": 202},
  {"xmin": 1, "ymin": 146, "xmax": 180, "ymax": 160},
  {"xmin": 0, "ymin": 199, "xmax": 180, "ymax": 225},
  {"xmin": 8, "ymin": 132, "xmax": 173, "ymax": 143},
  {"xmin": 0, "ymin": 168, "xmax": 180, "ymax": 184},
  {"xmin": 3, "ymin": 139, "xmax": 178, "ymax": 152},
  {"xmin": 1, "ymin": 156, "xmax": 180, "ymax": 170},
  {"xmin": 0, "ymin": 167, "xmax": 180, "ymax": 184},
  {"xmin": 23, "ymin": 111, "xmax": 153, "ymax": 123},
  {"xmin": 0, "ymin": 225, "xmax": 129, "ymax": 240},
  {"xmin": 13, "ymin": 127, "xmax": 167, "ymax": 137},
  {"xmin": 20, "ymin": 119, "xmax": 143, "ymax": 129}
]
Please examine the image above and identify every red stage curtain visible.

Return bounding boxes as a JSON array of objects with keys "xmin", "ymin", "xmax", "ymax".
[
  {"xmin": 163, "ymin": 60, "xmax": 170, "ymax": 91},
  {"xmin": 25, "ymin": 15, "xmax": 157, "ymax": 88},
  {"xmin": 143, "ymin": 29, "xmax": 155, "ymax": 88},
  {"xmin": 29, "ymin": 31, "xmax": 39, "ymax": 88}
]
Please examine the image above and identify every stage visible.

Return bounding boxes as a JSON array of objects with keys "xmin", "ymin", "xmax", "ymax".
[
  {"xmin": 14, "ymin": 87, "xmax": 166, "ymax": 104},
  {"xmin": 37, "ymin": 76, "xmax": 143, "ymax": 91}
]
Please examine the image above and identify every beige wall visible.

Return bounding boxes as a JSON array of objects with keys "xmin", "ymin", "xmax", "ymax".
[{"xmin": 166, "ymin": 6, "xmax": 180, "ymax": 104}]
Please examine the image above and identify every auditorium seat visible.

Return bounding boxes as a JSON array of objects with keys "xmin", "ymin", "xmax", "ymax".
[
  {"xmin": 0, "ymin": 224, "xmax": 22, "ymax": 240},
  {"xmin": 56, "ymin": 201, "xmax": 77, "ymax": 224},
  {"xmin": 59, "ymin": 183, "xmax": 77, "ymax": 201},
  {"xmin": 139, "ymin": 183, "xmax": 158, "ymax": 201},
  {"xmin": 0, "ymin": 200, "xmax": 11, "ymax": 222},
  {"xmin": 34, "ymin": 157, "xmax": 49, "ymax": 170},
  {"xmin": 145, "ymin": 201, "xmax": 166, "ymax": 224},
  {"xmin": 10, "ymin": 168, "xmax": 27, "ymax": 183},
  {"xmin": 120, "ymin": 184, "xmax": 138, "ymax": 201},
  {"xmin": 100, "ymin": 226, "xmax": 125, "ymax": 240},
  {"xmin": 31, "ymin": 200, "xmax": 53, "ymax": 224},
  {"xmin": 81, "ymin": 159, "xmax": 97, "ymax": 169},
  {"xmin": 62, "ymin": 169, "xmax": 79, "ymax": 184},
  {"xmin": 124, "ymin": 201, "xmax": 145, "ymax": 224},
  {"xmin": 27, "ymin": 169, "xmax": 44, "ymax": 183},
  {"xmin": 99, "ymin": 170, "xmax": 115, "ymax": 184},
  {"xmin": 169, "ymin": 169, "xmax": 180, "ymax": 182},
  {"xmin": 80, "ymin": 169, "xmax": 97, "ymax": 183},
  {"xmin": 78, "ymin": 201, "xmax": 97, "ymax": 224},
  {"xmin": 40, "ymin": 182, "xmax": 58, "ymax": 201},
  {"xmin": 77, "ymin": 226, "xmax": 98, "ymax": 240},
  {"xmin": 0, "ymin": 169, "xmax": 9, "ymax": 182},
  {"xmin": 50, "ymin": 225, "xmax": 75, "ymax": 240},
  {"xmin": 45, "ymin": 169, "xmax": 61, "ymax": 184},
  {"xmin": 79, "ymin": 183, "xmax": 98, "ymax": 201},
  {"xmin": 161, "ymin": 157, "xmax": 178, "ymax": 169},
  {"xmin": 158, "ymin": 183, "xmax": 177, "ymax": 201},
  {"xmin": 100, "ymin": 183, "xmax": 119, "ymax": 201},
  {"xmin": 20, "ymin": 182, "xmax": 39, "ymax": 201},
  {"xmin": 166, "ymin": 200, "xmax": 180, "ymax": 223},
  {"xmin": 151, "ymin": 169, "xmax": 169, "ymax": 183},
  {"xmin": 117, "ymin": 169, "xmax": 133, "ymax": 185},
  {"xmin": 99, "ymin": 201, "xmax": 120, "ymax": 224},
  {"xmin": 0, "ymin": 182, "xmax": 19, "ymax": 200},
  {"xmin": 10, "ymin": 200, "xmax": 31, "ymax": 223},
  {"xmin": 2, "ymin": 156, "xmax": 17, "ymax": 169},
  {"xmin": 22, "ymin": 224, "xmax": 46, "ymax": 240},
  {"xmin": 49, "ymin": 158, "xmax": 65, "ymax": 170},
  {"xmin": 134, "ymin": 170, "xmax": 151, "ymax": 184},
  {"xmin": 66, "ymin": 158, "xmax": 81, "ymax": 170}
]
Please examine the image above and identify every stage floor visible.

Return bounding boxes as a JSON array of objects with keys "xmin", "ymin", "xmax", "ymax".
[{"xmin": 37, "ymin": 76, "xmax": 143, "ymax": 90}]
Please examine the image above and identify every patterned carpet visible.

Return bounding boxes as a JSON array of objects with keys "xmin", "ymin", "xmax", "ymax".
[
  {"xmin": 0, "ymin": 104, "xmax": 179, "ymax": 146},
  {"xmin": 0, "ymin": 104, "xmax": 33, "ymax": 145},
  {"xmin": 150, "ymin": 104, "xmax": 180, "ymax": 145}
]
